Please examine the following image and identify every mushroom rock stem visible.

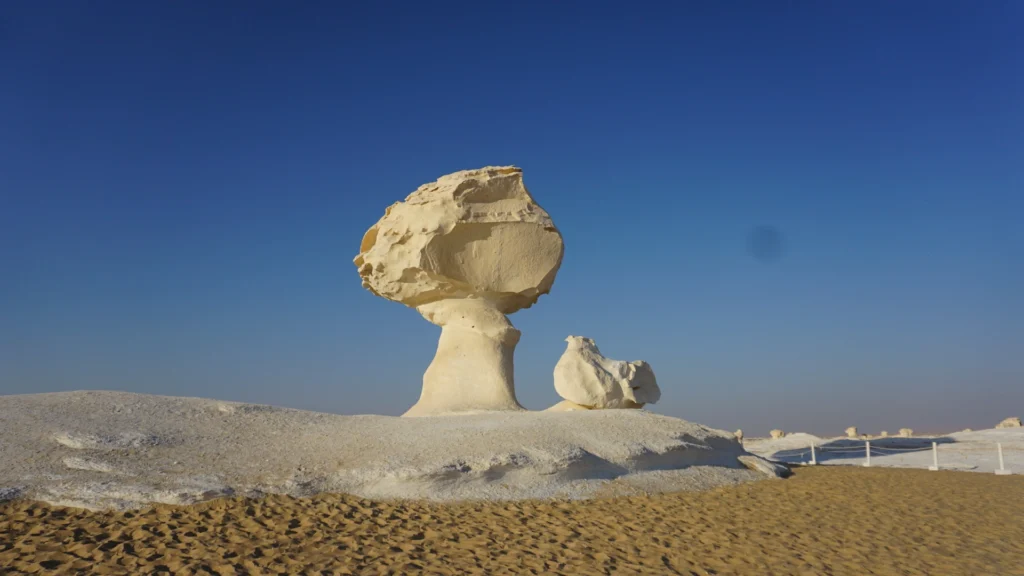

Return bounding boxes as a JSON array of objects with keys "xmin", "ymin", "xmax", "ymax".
[{"xmin": 403, "ymin": 299, "xmax": 524, "ymax": 417}]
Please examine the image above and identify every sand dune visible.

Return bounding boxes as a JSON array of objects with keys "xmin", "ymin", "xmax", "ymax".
[{"xmin": 2, "ymin": 467, "xmax": 1022, "ymax": 575}]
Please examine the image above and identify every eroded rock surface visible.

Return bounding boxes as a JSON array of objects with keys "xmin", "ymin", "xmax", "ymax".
[
  {"xmin": 354, "ymin": 167, "xmax": 564, "ymax": 416},
  {"xmin": 737, "ymin": 455, "xmax": 792, "ymax": 478},
  {"xmin": 997, "ymin": 417, "xmax": 1022, "ymax": 429},
  {"xmin": 0, "ymin": 391, "xmax": 760, "ymax": 510},
  {"xmin": 549, "ymin": 336, "xmax": 660, "ymax": 410},
  {"xmin": 354, "ymin": 166, "xmax": 563, "ymax": 313}
]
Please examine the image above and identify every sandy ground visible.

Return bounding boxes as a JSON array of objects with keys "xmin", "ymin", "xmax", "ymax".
[{"xmin": 2, "ymin": 467, "xmax": 1022, "ymax": 575}]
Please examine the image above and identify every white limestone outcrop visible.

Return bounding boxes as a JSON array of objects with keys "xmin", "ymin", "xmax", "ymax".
[
  {"xmin": 548, "ymin": 336, "xmax": 660, "ymax": 410},
  {"xmin": 770, "ymin": 429, "xmax": 785, "ymax": 439},
  {"xmin": 354, "ymin": 166, "xmax": 564, "ymax": 416},
  {"xmin": 845, "ymin": 427, "xmax": 858, "ymax": 438},
  {"xmin": 737, "ymin": 455, "xmax": 792, "ymax": 478},
  {"xmin": 996, "ymin": 417, "xmax": 1022, "ymax": 429},
  {"xmin": 0, "ymin": 391, "xmax": 763, "ymax": 510}
]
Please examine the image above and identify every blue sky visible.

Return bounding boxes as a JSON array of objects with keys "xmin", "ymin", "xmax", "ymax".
[{"xmin": 2, "ymin": 2, "xmax": 1021, "ymax": 436}]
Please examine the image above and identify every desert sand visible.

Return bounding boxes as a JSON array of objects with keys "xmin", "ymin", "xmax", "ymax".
[{"xmin": 1, "ymin": 466, "xmax": 1022, "ymax": 575}]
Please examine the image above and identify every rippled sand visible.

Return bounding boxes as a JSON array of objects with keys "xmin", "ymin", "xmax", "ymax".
[{"xmin": 2, "ymin": 467, "xmax": 1022, "ymax": 575}]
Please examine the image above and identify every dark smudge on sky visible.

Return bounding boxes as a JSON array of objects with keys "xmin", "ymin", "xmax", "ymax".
[{"xmin": 748, "ymin": 226, "xmax": 785, "ymax": 262}]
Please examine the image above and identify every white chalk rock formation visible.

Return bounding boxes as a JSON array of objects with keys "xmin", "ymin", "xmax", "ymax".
[
  {"xmin": 770, "ymin": 429, "xmax": 785, "ymax": 439},
  {"xmin": 354, "ymin": 166, "xmax": 564, "ymax": 416},
  {"xmin": 880, "ymin": 431, "xmax": 889, "ymax": 437},
  {"xmin": 549, "ymin": 336, "xmax": 660, "ymax": 410},
  {"xmin": 845, "ymin": 426, "xmax": 858, "ymax": 438},
  {"xmin": 996, "ymin": 417, "xmax": 1022, "ymax": 429},
  {"xmin": 735, "ymin": 429, "xmax": 744, "ymax": 442},
  {"xmin": 0, "ymin": 391, "xmax": 764, "ymax": 510},
  {"xmin": 738, "ymin": 455, "xmax": 792, "ymax": 478},
  {"xmin": 899, "ymin": 428, "xmax": 914, "ymax": 437}
]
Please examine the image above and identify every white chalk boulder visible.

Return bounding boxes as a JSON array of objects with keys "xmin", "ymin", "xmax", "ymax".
[
  {"xmin": 549, "ymin": 336, "xmax": 660, "ymax": 410},
  {"xmin": 996, "ymin": 417, "xmax": 1022, "ymax": 429},
  {"xmin": 738, "ymin": 455, "xmax": 792, "ymax": 479},
  {"xmin": 770, "ymin": 429, "xmax": 785, "ymax": 439},
  {"xmin": 354, "ymin": 166, "xmax": 564, "ymax": 416}
]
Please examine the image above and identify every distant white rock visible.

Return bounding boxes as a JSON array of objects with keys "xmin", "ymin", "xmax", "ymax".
[
  {"xmin": 549, "ymin": 336, "xmax": 660, "ymax": 410},
  {"xmin": 996, "ymin": 417, "xmax": 1021, "ymax": 429},
  {"xmin": 770, "ymin": 429, "xmax": 785, "ymax": 439},
  {"xmin": 748, "ymin": 426, "xmax": 1024, "ymax": 473},
  {"xmin": 899, "ymin": 428, "xmax": 914, "ymax": 437},
  {"xmin": 845, "ymin": 427, "xmax": 858, "ymax": 438}
]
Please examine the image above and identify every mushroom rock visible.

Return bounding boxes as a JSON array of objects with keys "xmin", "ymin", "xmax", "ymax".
[
  {"xmin": 769, "ymin": 429, "xmax": 785, "ymax": 439},
  {"xmin": 734, "ymin": 429, "xmax": 744, "ymax": 442},
  {"xmin": 880, "ymin": 431, "xmax": 889, "ymax": 437},
  {"xmin": 548, "ymin": 336, "xmax": 660, "ymax": 410},
  {"xmin": 996, "ymin": 417, "xmax": 1022, "ymax": 429},
  {"xmin": 845, "ymin": 427, "xmax": 858, "ymax": 438},
  {"xmin": 899, "ymin": 428, "xmax": 914, "ymax": 437},
  {"xmin": 354, "ymin": 166, "xmax": 564, "ymax": 416}
]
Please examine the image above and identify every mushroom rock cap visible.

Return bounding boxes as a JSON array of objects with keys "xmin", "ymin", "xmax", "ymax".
[
  {"xmin": 553, "ymin": 336, "xmax": 661, "ymax": 409},
  {"xmin": 353, "ymin": 166, "xmax": 564, "ymax": 314}
]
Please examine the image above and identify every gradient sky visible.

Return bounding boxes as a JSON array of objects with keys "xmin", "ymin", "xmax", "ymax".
[{"xmin": 2, "ymin": 2, "xmax": 1022, "ymax": 436}]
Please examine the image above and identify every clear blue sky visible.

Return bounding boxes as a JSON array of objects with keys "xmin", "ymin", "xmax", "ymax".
[{"xmin": 2, "ymin": 2, "xmax": 1021, "ymax": 436}]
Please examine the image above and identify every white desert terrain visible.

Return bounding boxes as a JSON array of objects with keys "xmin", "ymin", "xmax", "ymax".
[
  {"xmin": 745, "ymin": 428, "xmax": 1023, "ymax": 473},
  {"xmin": 0, "ymin": 390, "xmax": 783, "ymax": 511}
]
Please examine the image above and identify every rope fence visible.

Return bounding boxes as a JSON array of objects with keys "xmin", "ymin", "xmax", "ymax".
[{"xmin": 785, "ymin": 440, "xmax": 1014, "ymax": 475}]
